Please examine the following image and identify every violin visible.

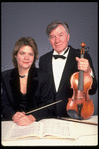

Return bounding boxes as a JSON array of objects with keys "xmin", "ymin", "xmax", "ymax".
[{"xmin": 66, "ymin": 42, "xmax": 94, "ymax": 120}]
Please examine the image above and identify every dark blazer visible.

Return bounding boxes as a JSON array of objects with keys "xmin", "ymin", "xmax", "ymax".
[
  {"xmin": 39, "ymin": 45, "xmax": 97, "ymax": 117},
  {"xmin": 1, "ymin": 66, "xmax": 54, "ymax": 121}
]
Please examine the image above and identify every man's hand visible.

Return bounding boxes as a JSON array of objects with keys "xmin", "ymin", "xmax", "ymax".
[{"xmin": 76, "ymin": 57, "xmax": 91, "ymax": 74}]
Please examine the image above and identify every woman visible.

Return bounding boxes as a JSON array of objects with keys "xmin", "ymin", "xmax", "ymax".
[{"xmin": 1, "ymin": 37, "xmax": 54, "ymax": 126}]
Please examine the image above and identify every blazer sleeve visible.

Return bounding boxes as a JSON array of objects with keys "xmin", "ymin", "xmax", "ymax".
[
  {"xmin": 1, "ymin": 77, "xmax": 16, "ymax": 120},
  {"xmin": 84, "ymin": 52, "xmax": 97, "ymax": 95},
  {"xmin": 30, "ymin": 71, "xmax": 54, "ymax": 121}
]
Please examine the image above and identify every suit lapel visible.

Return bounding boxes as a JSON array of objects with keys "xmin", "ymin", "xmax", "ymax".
[
  {"xmin": 9, "ymin": 68, "xmax": 20, "ymax": 106},
  {"xmin": 48, "ymin": 51, "xmax": 56, "ymax": 93},
  {"xmin": 44, "ymin": 50, "xmax": 56, "ymax": 93},
  {"xmin": 47, "ymin": 51, "xmax": 53, "ymax": 73},
  {"xmin": 58, "ymin": 47, "xmax": 76, "ymax": 92},
  {"xmin": 27, "ymin": 67, "xmax": 38, "ymax": 101}
]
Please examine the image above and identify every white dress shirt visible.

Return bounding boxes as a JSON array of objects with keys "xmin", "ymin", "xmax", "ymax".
[{"xmin": 52, "ymin": 47, "xmax": 70, "ymax": 92}]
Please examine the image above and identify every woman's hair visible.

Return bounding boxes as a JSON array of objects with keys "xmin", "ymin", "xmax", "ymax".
[
  {"xmin": 46, "ymin": 21, "xmax": 69, "ymax": 36},
  {"xmin": 12, "ymin": 37, "xmax": 38, "ymax": 68}
]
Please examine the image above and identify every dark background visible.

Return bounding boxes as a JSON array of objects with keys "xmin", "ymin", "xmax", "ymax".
[{"xmin": 1, "ymin": 2, "xmax": 98, "ymax": 114}]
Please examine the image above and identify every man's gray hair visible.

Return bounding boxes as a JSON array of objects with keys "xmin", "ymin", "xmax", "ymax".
[{"xmin": 46, "ymin": 21, "xmax": 69, "ymax": 36}]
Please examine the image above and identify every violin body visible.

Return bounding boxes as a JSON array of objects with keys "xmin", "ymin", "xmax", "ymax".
[
  {"xmin": 66, "ymin": 42, "xmax": 94, "ymax": 120},
  {"xmin": 66, "ymin": 72, "xmax": 94, "ymax": 119}
]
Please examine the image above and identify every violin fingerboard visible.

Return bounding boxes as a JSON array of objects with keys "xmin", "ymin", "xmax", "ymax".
[
  {"xmin": 78, "ymin": 70, "xmax": 84, "ymax": 90},
  {"xmin": 80, "ymin": 53, "xmax": 84, "ymax": 58},
  {"xmin": 78, "ymin": 53, "xmax": 84, "ymax": 90}
]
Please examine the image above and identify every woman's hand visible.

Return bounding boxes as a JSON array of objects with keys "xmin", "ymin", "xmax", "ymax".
[
  {"xmin": 12, "ymin": 112, "xmax": 36, "ymax": 126},
  {"xmin": 12, "ymin": 112, "xmax": 25, "ymax": 123},
  {"xmin": 16, "ymin": 115, "xmax": 36, "ymax": 126}
]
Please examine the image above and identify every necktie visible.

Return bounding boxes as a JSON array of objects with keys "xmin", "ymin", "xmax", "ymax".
[{"xmin": 53, "ymin": 47, "xmax": 69, "ymax": 59}]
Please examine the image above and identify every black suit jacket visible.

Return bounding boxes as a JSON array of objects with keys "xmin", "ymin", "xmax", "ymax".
[
  {"xmin": 39, "ymin": 46, "xmax": 97, "ymax": 117},
  {"xmin": 1, "ymin": 66, "xmax": 54, "ymax": 121}
]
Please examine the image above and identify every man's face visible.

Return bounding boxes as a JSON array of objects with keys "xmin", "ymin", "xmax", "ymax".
[{"xmin": 49, "ymin": 25, "xmax": 70, "ymax": 54}]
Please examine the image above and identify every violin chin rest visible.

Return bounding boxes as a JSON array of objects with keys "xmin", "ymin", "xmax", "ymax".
[{"xmin": 67, "ymin": 109, "xmax": 83, "ymax": 120}]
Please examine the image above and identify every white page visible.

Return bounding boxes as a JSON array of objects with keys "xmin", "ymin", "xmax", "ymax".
[
  {"xmin": 2, "ymin": 121, "xmax": 14, "ymax": 140},
  {"xmin": 6, "ymin": 121, "xmax": 43, "ymax": 140},
  {"xmin": 40, "ymin": 118, "xmax": 79, "ymax": 139},
  {"xmin": 76, "ymin": 123, "xmax": 98, "ymax": 136}
]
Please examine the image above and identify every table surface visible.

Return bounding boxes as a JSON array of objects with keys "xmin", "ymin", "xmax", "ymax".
[{"xmin": 1, "ymin": 115, "xmax": 98, "ymax": 146}]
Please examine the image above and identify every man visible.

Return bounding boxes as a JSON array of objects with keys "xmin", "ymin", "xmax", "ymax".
[{"xmin": 39, "ymin": 21, "xmax": 97, "ymax": 118}]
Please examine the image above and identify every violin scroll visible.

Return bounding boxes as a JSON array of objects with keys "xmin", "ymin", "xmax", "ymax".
[{"xmin": 80, "ymin": 42, "xmax": 86, "ymax": 55}]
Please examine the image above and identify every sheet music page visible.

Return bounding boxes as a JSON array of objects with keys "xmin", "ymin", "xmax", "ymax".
[
  {"xmin": 2, "ymin": 121, "xmax": 14, "ymax": 141},
  {"xmin": 6, "ymin": 121, "xmax": 43, "ymax": 140},
  {"xmin": 40, "ymin": 118, "xmax": 79, "ymax": 139}
]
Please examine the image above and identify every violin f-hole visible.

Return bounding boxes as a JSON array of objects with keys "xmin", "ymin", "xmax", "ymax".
[{"xmin": 77, "ymin": 104, "xmax": 83, "ymax": 117}]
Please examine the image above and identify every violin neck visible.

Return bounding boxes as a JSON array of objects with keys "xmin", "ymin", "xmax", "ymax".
[
  {"xmin": 78, "ymin": 53, "xmax": 84, "ymax": 91},
  {"xmin": 78, "ymin": 70, "xmax": 84, "ymax": 90}
]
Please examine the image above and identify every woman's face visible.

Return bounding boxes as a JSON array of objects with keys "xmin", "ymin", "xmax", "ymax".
[{"xmin": 15, "ymin": 45, "xmax": 34, "ymax": 70}]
